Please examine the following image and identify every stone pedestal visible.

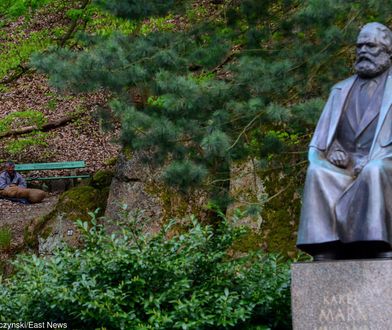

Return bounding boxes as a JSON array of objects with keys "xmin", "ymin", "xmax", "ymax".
[{"xmin": 291, "ymin": 260, "xmax": 392, "ymax": 330}]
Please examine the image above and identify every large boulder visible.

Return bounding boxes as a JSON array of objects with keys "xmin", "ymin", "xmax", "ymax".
[
  {"xmin": 105, "ymin": 151, "xmax": 164, "ymax": 234},
  {"xmin": 105, "ymin": 150, "xmax": 213, "ymax": 234},
  {"xmin": 227, "ymin": 160, "xmax": 265, "ymax": 230},
  {"xmin": 26, "ymin": 181, "xmax": 111, "ymax": 256}
]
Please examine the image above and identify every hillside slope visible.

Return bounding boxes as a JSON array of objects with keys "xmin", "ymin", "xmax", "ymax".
[{"xmin": 0, "ymin": 1, "xmax": 121, "ymax": 271}]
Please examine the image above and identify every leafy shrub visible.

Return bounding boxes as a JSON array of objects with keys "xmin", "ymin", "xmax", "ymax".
[{"xmin": 0, "ymin": 212, "xmax": 291, "ymax": 329}]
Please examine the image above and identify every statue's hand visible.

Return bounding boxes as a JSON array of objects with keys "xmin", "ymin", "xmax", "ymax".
[
  {"xmin": 327, "ymin": 150, "xmax": 350, "ymax": 168},
  {"xmin": 353, "ymin": 156, "xmax": 368, "ymax": 176}
]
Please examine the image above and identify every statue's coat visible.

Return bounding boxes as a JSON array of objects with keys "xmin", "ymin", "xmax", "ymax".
[{"xmin": 297, "ymin": 70, "xmax": 392, "ymax": 251}]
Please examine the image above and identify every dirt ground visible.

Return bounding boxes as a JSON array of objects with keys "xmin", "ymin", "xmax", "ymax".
[{"xmin": 0, "ymin": 194, "xmax": 59, "ymax": 250}]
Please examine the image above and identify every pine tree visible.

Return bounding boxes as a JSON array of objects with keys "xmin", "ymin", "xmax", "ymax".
[{"xmin": 31, "ymin": 0, "xmax": 392, "ymax": 215}]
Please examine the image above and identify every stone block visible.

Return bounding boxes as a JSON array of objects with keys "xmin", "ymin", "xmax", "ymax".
[{"xmin": 291, "ymin": 260, "xmax": 392, "ymax": 330}]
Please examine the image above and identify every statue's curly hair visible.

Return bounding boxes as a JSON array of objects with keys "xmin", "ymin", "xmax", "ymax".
[{"xmin": 360, "ymin": 22, "xmax": 392, "ymax": 53}]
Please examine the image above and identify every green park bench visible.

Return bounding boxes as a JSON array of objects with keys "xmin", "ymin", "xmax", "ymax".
[{"xmin": 15, "ymin": 161, "xmax": 90, "ymax": 182}]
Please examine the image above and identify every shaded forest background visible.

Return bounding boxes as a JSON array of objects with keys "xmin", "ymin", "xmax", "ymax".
[
  {"xmin": 1, "ymin": 0, "xmax": 391, "ymax": 254},
  {"xmin": 0, "ymin": 0, "xmax": 392, "ymax": 328}
]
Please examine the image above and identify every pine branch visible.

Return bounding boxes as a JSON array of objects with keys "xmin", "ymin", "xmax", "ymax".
[
  {"xmin": 211, "ymin": 48, "xmax": 239, "ymax": 73},
  {"xmin": 265, "ymin": 186, "xmax": 288, "ymax": 203},
  {"xmin": 288, "ymin": 9, "xmax": 361, "ymax": 75},
  {"xmin": 227, "ymin": 111, "xmax": 263, "ymax": 151}
]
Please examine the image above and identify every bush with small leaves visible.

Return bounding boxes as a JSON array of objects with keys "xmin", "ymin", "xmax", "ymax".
[{"xmin": 0, "ymin": 211, "xmax": 291, "ymax": 329}]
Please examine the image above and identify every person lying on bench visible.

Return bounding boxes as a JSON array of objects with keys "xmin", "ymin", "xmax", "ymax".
[{"xmin": 0, "ymin": 160, "xmax": 46, "ymax": 204}]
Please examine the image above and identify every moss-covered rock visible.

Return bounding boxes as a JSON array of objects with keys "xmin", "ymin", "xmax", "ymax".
[
  {"xmin": 232, "ymin": 228, "xmax": 264, "ymax": 253},
  {"xmin": 24, "ymin": 215, "xmax": 48, "ymax": 249},
  {"xmin": 56, "ymin": 186, "xmax": 104, "ymax": 221},
  {"xmin": 259, "ymin": 153, "xmax": 306, "ymax": 258},
  {"xmin": 24, "ymin": 182, "xmax": 111, "ymax": 255},
  {"xmin": 145, "ymin": 182, "xmax": 209, "ymax": 222},
  {"xmin": 91, "ymin": 170, "xmax": 114, "ymax": 189},
  {"xmin": 104, "ymin": 156, "xmax": 118, "ymax": 166}
]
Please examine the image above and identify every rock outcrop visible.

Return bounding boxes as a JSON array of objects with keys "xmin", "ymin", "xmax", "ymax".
[{"xmin": 105, "ymin": 151, "xmax": 164, "ymax": 234}]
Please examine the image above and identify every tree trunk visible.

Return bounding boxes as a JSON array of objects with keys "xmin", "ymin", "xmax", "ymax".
[{"xmin": 0, "ymin": 114, "xmax": 81, "ymax": 139}]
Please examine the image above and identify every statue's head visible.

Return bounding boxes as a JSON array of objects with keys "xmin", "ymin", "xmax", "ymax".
[{"xmin": 355, "ymin": 22, "xmax": 392, "ymax": 78}]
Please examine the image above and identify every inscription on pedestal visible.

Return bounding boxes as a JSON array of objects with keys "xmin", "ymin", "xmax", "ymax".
[
  {"xmin": 319, "ymin": 292, "xmax": 367, "ymax": 322},
  {"xmin": 291, "ymin": 260, "xmax": 392, "ymax": 330}
]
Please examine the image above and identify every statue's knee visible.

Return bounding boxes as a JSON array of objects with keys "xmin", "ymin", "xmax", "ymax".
[
  {"xmin": 361, "ymin": 160, "xmax": 383, "ymax": 177},
  {"xmin": 307, "ymin": 163, "xmax": 329, "ymax": 179},
  {"xmin": 307, "ymin": 163, "xmax": 322, "ymax": 176}
]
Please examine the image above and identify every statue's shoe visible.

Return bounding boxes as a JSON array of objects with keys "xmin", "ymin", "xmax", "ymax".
[
  {"xmin": 312, "ymin": 252, "xmax": 336, "ymax": 262},
  {"xmin": 374, "ymin": 251, "xmax": 392, "ymax": 259}
]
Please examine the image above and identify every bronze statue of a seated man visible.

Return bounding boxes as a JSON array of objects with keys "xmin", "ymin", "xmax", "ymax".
[{"xmin": 297, "ymin": 22, "xmax": 392, "ymax": 260}]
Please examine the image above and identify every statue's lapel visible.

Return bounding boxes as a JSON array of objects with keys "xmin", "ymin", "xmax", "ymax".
[
  {"xmin": 326, "ymin": 76, "xmax": 356, "ymax": 147},
  {"xmin": 355, "ymin": 99, "xmax": 380, "ymax": 138},
  {"xmin": 371, "ymin": 72, "xmax": 392, "ymax": 152}
]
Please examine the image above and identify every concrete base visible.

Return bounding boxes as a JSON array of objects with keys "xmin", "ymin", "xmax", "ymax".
[{"xmin": 291, "ymin": 260, "xmax": 392, "ymax": 330}]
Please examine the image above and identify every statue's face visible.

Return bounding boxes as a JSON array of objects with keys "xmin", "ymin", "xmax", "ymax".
[{"xmin": 355, "ymin": 30, "xmax": 391, "ymax": 78}]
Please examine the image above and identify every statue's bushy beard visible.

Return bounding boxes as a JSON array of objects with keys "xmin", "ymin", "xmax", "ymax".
[{"xmin": 355, "ymin": 52, "xmax": 391, "ymax": 78}]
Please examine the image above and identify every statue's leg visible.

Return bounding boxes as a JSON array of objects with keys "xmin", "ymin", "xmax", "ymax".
[
  {"xmin": 297, "ymin": 162, "xmax": 352, "ymax": 256},
  {"xmin": 336, "ymin": 158, "xmax": 392, "ymax": 250}
]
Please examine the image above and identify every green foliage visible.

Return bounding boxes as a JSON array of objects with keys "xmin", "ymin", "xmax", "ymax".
[
  {"xmin": 0, "ymin": 108, "xmax": 48, "ymax": 156},
  {"xmin": 0, "ymin": 0, "xmax": 52, "ymax": 17},
  {"xmin": 185, "ymin": 5, "xmax": 208, "ymax": 23},
  {"xmin": 0, "ymin": 30, "xmax": 52, "ymax": 79},
  {"xmin": 0, "ymin": 213, "xmax": 291, "ymax": 329},
  {"xmin": 162, "ymin": 160, "xmax": 208, "ymax": 192},
  {"xmin": 201, "ymin": 130, "xmax": 231, "ymax": 159},
  {"xmin": 0, "ymin": 110, "xmax": 46, "ymax": 133},
  {"xmin": 139, "ymin": 15, "xmax": 177, "ymax": 35},
  {"xmin": 5, "ymin": 132, "xmax": 48, "ymax": 155},
  {"xmin": 93, "ymin": 0, "xmax": 180, "ymax": 20},
  {"xmin": 290, "ymin": 98, "xmax": 325, "ymax": 129},
  {"xmin": 45, "ymin": 98, "xmax": 58, "ymax": 111},
  {"xmin": 0, "ymin": 109, "xmax": 48, "ymax": 155},
  {"xmin": 84, "ymin": 5, "xmax": 138, "ymax": 36}
]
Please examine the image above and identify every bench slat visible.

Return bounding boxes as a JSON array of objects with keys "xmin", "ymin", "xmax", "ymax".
[{"xmin": 15, "ymin": 161, "xmax": 86, "ymax": 171}]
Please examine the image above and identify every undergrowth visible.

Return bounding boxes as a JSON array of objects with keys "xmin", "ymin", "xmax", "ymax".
[{"xmin": 0, "ymin": 211, "xmax": 292, "ymax": 329}]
